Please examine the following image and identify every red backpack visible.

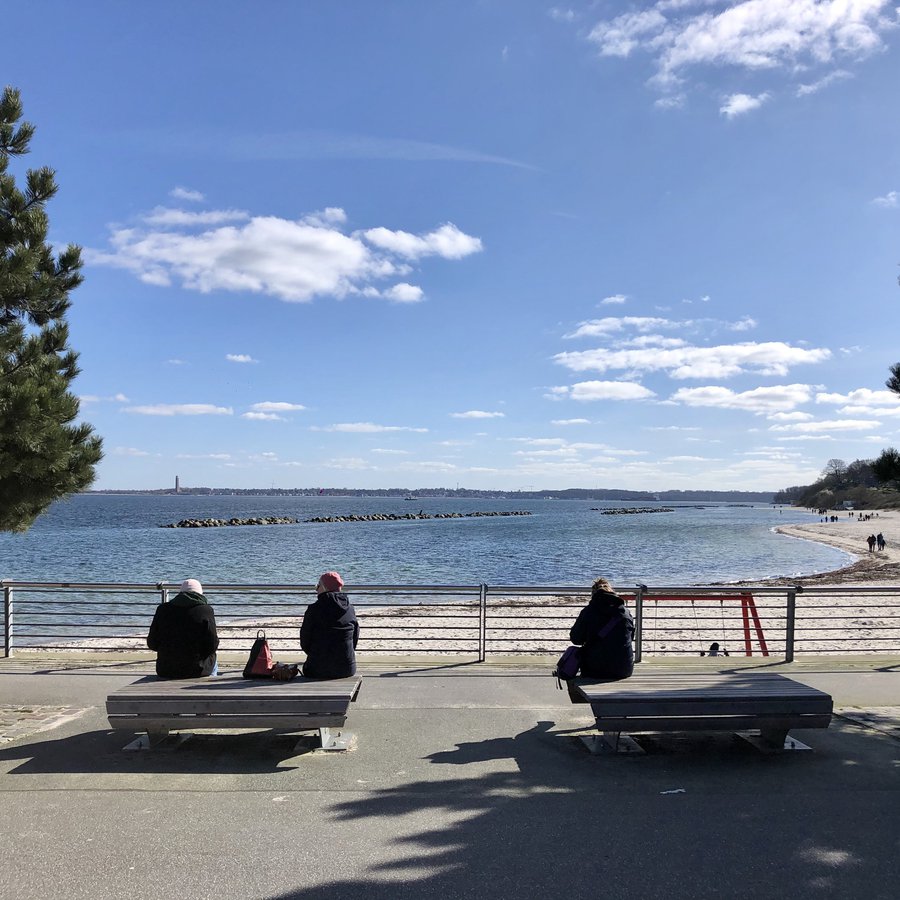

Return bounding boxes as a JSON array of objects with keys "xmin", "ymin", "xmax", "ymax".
[{"xmin": 243, "ymin": 630, "xmax": 274, "ymax": 678}]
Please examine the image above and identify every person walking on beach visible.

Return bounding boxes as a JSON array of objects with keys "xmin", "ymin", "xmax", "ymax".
[
  {"xmin": 147, "ymin": 578, "xmax": 219, "ymax": 678},
  {"xmin": 876, "ymin": 533, "xmax": 885, "ymax": 551},
  {"xmin": 569, "ymin": 577, "xmax": 635, "ymax": 680},
  {"xmin": 300, "ymin": 571, "xmax": 359, "ymax": 679},
  {"xmin": 867, "ymin": 535, "xmax": 876, "ymax": 553}
]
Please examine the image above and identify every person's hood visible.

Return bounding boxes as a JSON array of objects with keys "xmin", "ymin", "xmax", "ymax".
[
  {"xmin": 314, "ymin": 590, "xmax": 351, "ymax": 618},
  {"xmin": 170, "ymin": 590, "xmax": 207, "ymax": 607},
  {"xmin": 589, "ymin": 588, "xmax": 623, "ymax": 609}
]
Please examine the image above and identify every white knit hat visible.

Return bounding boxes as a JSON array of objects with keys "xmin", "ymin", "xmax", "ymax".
[{"xmin": 181, "ymin": 578, "xmax": 203, "ymax": 594}]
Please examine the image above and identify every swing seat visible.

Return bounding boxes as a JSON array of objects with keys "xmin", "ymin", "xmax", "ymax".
[{"xmin": 570, "ymin": 672, "xmax": 832, "ymax": 753}]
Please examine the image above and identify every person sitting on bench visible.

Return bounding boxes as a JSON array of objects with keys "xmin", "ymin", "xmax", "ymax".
[
  {"xmin": 300, "ymin": 571, "xmax": 359, "ymax": 679},
  {"xmin": 570, "ymin": 577, "xmax": 635, "ymax": 680},
  {"xmin": 147, "ymin": 578, "xmax": 219, "ymax": 678}
]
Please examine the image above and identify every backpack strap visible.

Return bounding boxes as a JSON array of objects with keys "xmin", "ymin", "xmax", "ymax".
[{"xmin": 597, "ymin": 615, "xmax": 619, "ymax": 638}]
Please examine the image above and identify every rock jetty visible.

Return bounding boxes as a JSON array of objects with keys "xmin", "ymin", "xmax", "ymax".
[
  {"xmin": 305, "ymin": 511, "xmax": 532, "ymax": 523},
  {"xmin": 592, "ymin": 507, "xmax": 675, "ymax": 515},
  {"xmin": 161, "ymin": 516, "xmax": 297, "ymax": 528}
]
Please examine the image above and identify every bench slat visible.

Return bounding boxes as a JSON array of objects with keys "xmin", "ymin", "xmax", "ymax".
[
  {"xmin": 592, "ymin": 714, "xmax": 833, "ymax": 732},
  {"xmin": 108, "ymin": 714, "xmax": 349, "ymax": 731},
  {"xmin": 105, "ymin": 674, "xmax": 362, "ymax": 736},
  {"xmin": 572, "ymin": 673, "xmax": 833, "ymax": 740},
  {"xmin": 588, "ymin": 698, "xmax": 832, "ymax": 717},
  {"xmin": 107, "ymin": 698, "xmax": 350, "ymax": 716}
]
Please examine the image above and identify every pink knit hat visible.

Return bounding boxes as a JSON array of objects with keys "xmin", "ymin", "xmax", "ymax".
[{"xmin": 317, "ymin": 571, "xmax": 344, "ymax": 593}]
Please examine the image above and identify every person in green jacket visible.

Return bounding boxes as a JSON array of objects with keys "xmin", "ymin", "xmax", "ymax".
[{"xmin": 147, "ymin": 578, "xmax": 219, "ymax": 678}]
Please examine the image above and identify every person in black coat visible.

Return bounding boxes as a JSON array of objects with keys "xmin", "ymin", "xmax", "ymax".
[
  {"xmin": 147, "ymin": 578, "xmax": 219, "ymax": 678},
  {"xmin": 300, "ymin": 571, "xmax": 359, "ymax": 679},
  {"xmin": 570, "ymin": 577, "xmax": 635, "ymax": 680}
]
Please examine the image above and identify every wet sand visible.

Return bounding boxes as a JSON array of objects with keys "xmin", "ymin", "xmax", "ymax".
[{"xmin": 771, "ymin": 508, "xmax": 900, "ymax": 586}]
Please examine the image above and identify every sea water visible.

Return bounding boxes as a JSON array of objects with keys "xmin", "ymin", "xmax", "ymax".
[{"xmin": 0, "ymin": 494, "xmax": 852, "ymax": 587}]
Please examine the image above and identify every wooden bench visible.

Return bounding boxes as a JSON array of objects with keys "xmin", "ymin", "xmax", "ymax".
[
  {"xmin": 571, "ymin": 673, "xmax": 832, "ymax": 753},
  {"xmin": 106, "ymin": 673, "xmax": 363, "ymax": 751}
]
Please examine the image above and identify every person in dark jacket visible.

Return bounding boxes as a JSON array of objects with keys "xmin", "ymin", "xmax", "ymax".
[
  {"xmin": 147, "ymin": 578, "xmax": 219, "ymax": 679},
  {"xmin": 300, "ymin": 571, "xmax": 359, "ymax": 679},
  {"xmin": 569, "ymin": 577, "xmax": 635, "ymax": 680}
]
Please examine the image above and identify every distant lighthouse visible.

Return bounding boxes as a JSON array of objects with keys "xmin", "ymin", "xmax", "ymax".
[{"xmin": 175, "ymin": 475, "xmax": 180, "ymax": 494}]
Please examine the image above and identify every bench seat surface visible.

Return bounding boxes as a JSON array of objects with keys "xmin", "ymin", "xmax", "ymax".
[
  {"xmin": 574, "ymin": 673, "xmax": 832, "ymax": 731},
  {"xmin": 106, "ymin": 674, "xmax": 362, "ymax": 731}
]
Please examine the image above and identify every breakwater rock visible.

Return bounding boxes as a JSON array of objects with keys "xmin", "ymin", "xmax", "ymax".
[
  {"xmin": 161, "ymin": 516, "xmax": 297, "ymax": 528},
  {"xmin": 593, "ymin": 507, "xmax": 675, "ymax": 515},
  {"xmin": 305, "ymin": 511, "xmax": 533, "ymax": 523}
]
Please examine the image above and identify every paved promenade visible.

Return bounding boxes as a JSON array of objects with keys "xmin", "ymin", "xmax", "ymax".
[{"xmin": 1, "ymin": 654, "xmax": 899, "ymax": 899}]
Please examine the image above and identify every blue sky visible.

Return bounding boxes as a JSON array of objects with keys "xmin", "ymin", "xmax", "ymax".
[{"xmin": 7, "ymin": 1, "xmax": 900, "ymax": 491}]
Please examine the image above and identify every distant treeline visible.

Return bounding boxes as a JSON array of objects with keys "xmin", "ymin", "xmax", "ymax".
[
  {"xmin": 774, "ymin": 456, "xmax": 900, "ymax": 509},
  {"xmin": 90, "ymin": 486, "xmax": 776, "ymax": 502}
]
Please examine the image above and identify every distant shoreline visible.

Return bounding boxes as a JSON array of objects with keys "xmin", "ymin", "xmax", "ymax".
[
  {"xmin": 766, "ymin": 510, "xmax": 900, "ymax": 587},
  {"xmin": 84, "ymin": 488, "xmax": 778, "ymax": 502}
]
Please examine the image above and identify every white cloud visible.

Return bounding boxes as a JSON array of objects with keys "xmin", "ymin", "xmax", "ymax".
[
  {"xmin": 302, "ymin": 207, "xmax": 347, "ymax": 227},
  {"xmin": 551, "ymin": 418, "xmax": 591, "ymax": 425},
  {"xmin": 79, "ymin": 392, "xmax": 130, "ymax": 404},
  {"xmin": 143, "ymin": 207, "xmax": 250, "ymax": 227},
  {"xmin": 671, "ymin": 384, "xmax": 812, "ymax": 413},
  {"xmin": 549, "ymin": 7, "xmax": 576, "ymax": 23},
  {"xmin": 371, "ymin": 448, "xmax": 410, "ymax": 455},
  {"xmin": 587, "ymin": 1, "xmax": 896, "ymax": 100},
  {"xmin": 112, "ymin": 446, "xmax": 151, "ymax": 457},
  {"xmin": 645, "ymin": 425, "xmax": 701, "ymax": 432},
  {"xmin": 770, "ymin": 418, "xmax": 881, "ymax": 433},
  {"xmin": 720, "ymin": 92, "xmax": 770, "ymax": 118},
  {"xmin": 176, "ymin": 453, "xmax": 232, "ymax": 460},
  {"xmin": 600, "ymin": 294, "xmax": 627, "ymax": 305},
  {"xmin": 315, "ymin": 422, "xmax": 429, "ymax": 433},
  {"xmin": 796, "ymin": 69, "xmax": 852, "ymax": 96},
  {"xmin": 872, "ymin": 190, "xmax": 899, "ymax": 208},
  {"xmin": 565, "ymin": 314, "xmax": 758, "ymax": 340},
  {"xmin": 124, "ymin": 403, "xmax": 233, "ymax": 416},
  {"xmin": 226, "ymin": 353, "xmax": 257, "ymax": 364},
  {"xmin": 554, "ymin": 380, "xmax": 657, "ymax": 402},
  {"xmin": 170, "ymin": 187, "xmax": 205, "ymax": 202},
  {"xmin": 555, "ymin": 341, "xmax": 830, "ymax": 379},
  {"xmin": 816, "ymin": 388, "xmax": 900, "ymax": 406},
  {"xmin": 838, "ymin": 405, "xmax": 900, "ymax": 417},
  {"xmin": 324, "ymin": 457, "xmax": 373, "ymax": 470},
  {"xmin": 242, "ymin": 412, "xmax": 284, "ymax": 421},
  {"xmin": 250, "ymin": 401, "xmax": 307, "ymax": 412},
  {"xmin": 87, "ymin": 207, "xmax": 481, "ymax": 303},
  {"xmin": 166, "ymin": 359, "xmax": 186, "ymax": 366},
  {"xmin": 362, "ymin": 223, "xmax": 483, "ymax": 260},
  {"xmin": 566, "ymin": 316, "xmax": 674, "ymax": 338},
  {"xmin": 768, "ymin": 411, "xmax": 815, "ymax": 422},
  {"xmin": 384, "ymin": 282, "xmax": 425, "ymax": 303},
  {"xmin": 450, "ymin": 410, "xmax": 506, "ymax": 419}
]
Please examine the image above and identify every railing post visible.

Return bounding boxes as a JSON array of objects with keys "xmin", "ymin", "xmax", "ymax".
[
  {"xmin": 785, "ymin": 587, "xmax": 797, "ymax": 663},
  {"xmin": 478, "ymin": 583, "xmax": 487, "ymax": 662},
  {"xmin": 634, "ymin": 584, "xmax": 645, "ymax": 664},
  {"xmin": 158, "ymin": 583, "xmax": 169, "ymax": 604},
  {"xmin": 4, "ymin": 585, "xmax": 13, "ymax": 658}
]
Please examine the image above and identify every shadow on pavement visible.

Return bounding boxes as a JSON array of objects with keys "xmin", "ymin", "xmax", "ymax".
[
  {"xmin": 266, "ymin": 720, "xmax": 900, "ymax": 900},
  {"xmin": 0, "ymin": 727, "xmax": 319, "ymax": 775}
]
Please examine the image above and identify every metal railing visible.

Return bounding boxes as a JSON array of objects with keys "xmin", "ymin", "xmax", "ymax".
[{"xmin": 2, "ymin": 580, "xmax": 899, "ymax": 660}]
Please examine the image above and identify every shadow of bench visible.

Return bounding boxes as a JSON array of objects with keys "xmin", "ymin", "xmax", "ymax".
[
  {"xmin": 106, "ymin": 673, "xmax": 363, "ymax": 751},
  {"xmin": 571, "ymin": 672, "xmax": 832, "ymax": 754}
]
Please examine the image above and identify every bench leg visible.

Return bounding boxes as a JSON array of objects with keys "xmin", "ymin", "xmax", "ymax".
[
  {"xmin": 122, "ymin": 727, "xmax": 170, "ymax": 752},
  {"xmin": 737, "ymin": 730, "xmax": 813, "ymax": 752},
  {"xmin": 580, "ymin": 731, "xmax": 644, "ymax": 755},
  {"xmin": 317, "ymin": 727, "xmax": 357, "ymax": 751}
]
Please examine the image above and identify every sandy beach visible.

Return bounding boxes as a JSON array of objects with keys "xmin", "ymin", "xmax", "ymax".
[{"xmin": 771, "ymin": 508, "xmax": 900, "ymax": 586}]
